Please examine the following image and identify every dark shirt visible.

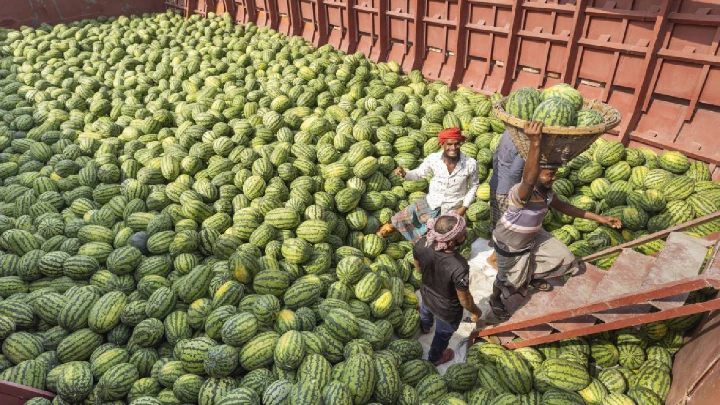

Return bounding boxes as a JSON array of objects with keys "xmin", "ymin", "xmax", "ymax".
[
  {"xmin": 413, "ymin": 236, "xmax": 470, "ymax": 324},
  {"xmin": 490, "ymin": 131, "xmax": 525, "ymax": 195}
]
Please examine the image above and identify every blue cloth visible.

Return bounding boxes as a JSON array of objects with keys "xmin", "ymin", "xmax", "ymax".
[
  {"xmin": 391, "ymin": 198, "xmax": 442, "ymax": 244},
  {"xmin": 419, "ymin": 305, "xmax": 460, "ymax": 363},
  {"xmin": 490, "ymin": 131, "xmax": 526, "ymax": 195}
]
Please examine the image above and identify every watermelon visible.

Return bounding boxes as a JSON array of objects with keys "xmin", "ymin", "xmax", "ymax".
[
  {"xmin": 541, "ymin": 83, "xmax": 584, "ymax": 111},
  {"xmin": 575, "ymin": 108, "xmax": 604, "ymax": 127},
  {"xmin": 505, "ymin": 88, "xmax": 542, "ymax": 120},
  {"xmin": 531, "ymin": 98, "xmax": 577, "ymax": 127}
]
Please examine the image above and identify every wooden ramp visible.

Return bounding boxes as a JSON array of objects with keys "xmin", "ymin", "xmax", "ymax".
[{"xmin": 469, "ymin": 214, "xmax": 720, "ymax": 349}]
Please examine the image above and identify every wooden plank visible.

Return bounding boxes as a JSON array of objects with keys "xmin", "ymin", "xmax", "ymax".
[
  {"xmin": 667, "ymin": 310, "xmax": 720, "ymax": 405},
  {"xmin": 476, "ymin": 277, "xmax": 720, "ymax": 337},
  {"xmin": 644, "ymin": 232, "xmax": 712, "ymax": 311},
  {"xmin": 702, "ymin": 238, "xmax": 720, "ymax": 278},
  {"xmin": 512, "ymin": 280, "xmax": 564, "ymax": 339},
  {"xmin": 504, "ymin": 298, "xmax": 720, "ymax": 349},
  {"xmin": 514, "ymin": 324, "xmax": 555, "ymax": 340},
  {"xmin": 547, "ymin": 264, "xmax": 606, "ymax": 331},
  {"xmin": 510, "ymin": 278, "xmax": 566, "ymax": 321},
  {"xmin": 592, "ymin": 249, "xmax": 655, "ymax": 323},
  {"xmin": 581, "ymin": 212, "xmax": 720, "ymax": 263}
]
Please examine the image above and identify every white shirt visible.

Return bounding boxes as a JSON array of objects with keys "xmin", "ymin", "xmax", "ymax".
[{"xmin": 404, "ymin": 152, "xmax": 480, "ymax": 212}]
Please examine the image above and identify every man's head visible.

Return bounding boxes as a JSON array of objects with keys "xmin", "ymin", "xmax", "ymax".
[
  {"xmin": 438, "ymin": 127, "xmax": 466, "ymax": 160},
  {"xmin": 426, "ymin": 213, "xmax": 467, "ymax": 251},
  {"xmin": 537, "ymin": 167, "xmax": 559, "ymax": 192}
]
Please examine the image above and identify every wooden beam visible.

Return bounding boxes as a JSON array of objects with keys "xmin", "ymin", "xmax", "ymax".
[
  {"xmin": 476, "ymin": 277, "xmax": 720, "ymax": 337},
  {"xmin": 582, "ymin": 211, "xmax": 720, "ymax": 263},
  {"xmin": 503, "ymin": 298, "xmax": 720, "ymax": 349}
]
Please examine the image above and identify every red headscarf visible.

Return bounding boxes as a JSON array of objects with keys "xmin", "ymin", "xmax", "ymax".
[{"xmin": 437, "ymin": 127, "xmax": 467, "ymax": 145}]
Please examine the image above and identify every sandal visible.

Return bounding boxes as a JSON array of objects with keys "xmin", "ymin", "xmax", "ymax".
[
  {"xmin": 376, "ymin": 224, "xmax": 395, "ymax": 238},
  {"xmin": 432, "ymin": 349, "xmax": 455, "ymax": 366},
  {"xmin": 528, "ymin": 279, "xmax": 551, "ymax": 292}
]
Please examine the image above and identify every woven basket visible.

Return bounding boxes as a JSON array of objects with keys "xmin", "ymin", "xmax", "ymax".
[{"xmin": 493, "ymin": 97, "xmax": 622, "ymax": 166}]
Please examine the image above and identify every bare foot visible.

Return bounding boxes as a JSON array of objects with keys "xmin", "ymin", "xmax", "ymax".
[{"xmin": 486, "ymin": 251, "xmax": 497, "ymax": 270}]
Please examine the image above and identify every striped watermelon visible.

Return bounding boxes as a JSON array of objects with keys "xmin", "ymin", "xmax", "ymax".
[{"xmin": 505, "ymin": 88, "xmax": 542, "ymax": 120}]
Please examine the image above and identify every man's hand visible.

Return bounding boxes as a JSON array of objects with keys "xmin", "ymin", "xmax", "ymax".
[
  {"xmin": 599, "ymin": 216, "xmax": 622, "ymax": 229},
  {"xmin": 455, "ymin": 206, "xmax": 468, "ymax": 217},
  {"xmin": 524, "ymin": 121, "xmax": 544, "ymax": 142},
  {"xmin": 470, "ymin": 309, "xmax": 483, "ymax": 323},
  {"xmin": 394, "ymin": 167, "xmax": 406, "ymax": 178},
  {"xmin": 517, "ymin": 121, "xmax": 544, "ymax": 202}
]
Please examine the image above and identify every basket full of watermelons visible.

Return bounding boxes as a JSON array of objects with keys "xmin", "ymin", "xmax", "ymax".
[{"xmin": 493, "ymin": 84, "xmax": 621, "ymax": 166}]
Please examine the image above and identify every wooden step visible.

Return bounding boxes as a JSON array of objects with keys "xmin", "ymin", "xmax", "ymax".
[
  {"xmin": 642, "ymin": 232, "xmax": 713, "ymax": 311},
  {"xmin": 547, "ymin": 264, "xmax": 607, "ymax": 332},
  {"xmin": 591, "ymin": 249, "xmax": 656, "ymax": 323},
  {"xmin": 509, "ymin": 278, "xmax": 565, "ymax": 339}
]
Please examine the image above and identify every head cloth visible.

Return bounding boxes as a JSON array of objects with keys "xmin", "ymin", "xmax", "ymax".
[
  {"xmin": 437, "ymin": 127, "xmax": 467, "ymax": 145},
  {"xmin": 425, "ymin": 212, "xmax": 467, "ymax": 251}
]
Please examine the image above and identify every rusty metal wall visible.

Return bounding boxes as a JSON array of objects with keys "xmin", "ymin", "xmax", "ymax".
[
  {"xmin": 3, "ymin": 0, "xmax": 720, "ymax": 177},
  {"xmin": 222, "ymin": 0, "xmax": 720, "ymax": 179},
  {"xmin": 0, "ymin": 0, "xmax": 166, "ymax": 29},
  {"xmin": 667, "ymin": 309, "xmax": 720, "ymax": 405}
]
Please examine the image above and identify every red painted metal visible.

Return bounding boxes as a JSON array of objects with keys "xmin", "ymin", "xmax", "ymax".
[
  {"xmin": 233, "ymin": 0, "xmax": 258, "ymax": 25},
  {"xmin": 417, "ymin": 0, "xmax": 463, "ymax": 84},
  {"xmin": 322, "ymin": 0, "xmax": 355, "ymax": 53},
  {"xmin": 166, "ymin": 0, "xmax": 192, "ymax": 17},
  {"xmin": 643, "ymin": 232, "xmax": 712, "ymax": 310},
  {"xmin": 631, "ymin": 2, "xmax": 720, "ymax": 166},
  {"xmin": 455, "ymin": 0, "xmax": 516, "ymax": 93},
  {"xmin": 275, "ymin": 0, "xmax": 301, "ymax": 35},
  {"xmin": 546, "ymin": 264, "xmax": 606, "ymax": 332},
  {"xmin": 384, "ymin": 0, "xmax": 425, "ymax": 73},
  {"xmin": 475, "ymin": 275, "xmax": 720, "ymax": 337},
  {"xmin": 351, "ymin": 0, "xmax": 387, "ymax": 62},
  {"xmin": 501, "ymin": 297, "xmax": 720, "ymax": 349},
  {"xmin": 667, "ymin": 310, "xmax": 720, "ymax": 405},
  {"xmin": 1, "ymin": 0, "xmax": 166, "ymax": 29},
  {"xmin": 581, "ymin": 211, "xmax": 720, "ymax": 262},
  {"xmin": 507, "ymin": 277, "xmax": 565, "ymax": 339},
  {"xmin": 469, "ymin": 228, "xmax": 720, "ymax": 351},
  {"xmin": 254, "ymin": 0, "xmax": 280, "ymax": 29},
  {"xmin": 5, "ymin": 0, "xmax": 720, "ymax": 173},
  {"xmin": 0, "ymin": 381, "xmax": 54, "ymax": 405},
  {"xmin": 591, "ymin": 249, "xmax": 655, "ymax": 323}
]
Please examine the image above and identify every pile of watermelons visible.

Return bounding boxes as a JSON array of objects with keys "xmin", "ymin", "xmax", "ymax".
[
  {"xmin": 504, "ymin": 85, "xmax": 605, "ymax": 128},
  {"xmin": 0, "ymin": 10, "xmax": 716, "ymax": 405}
]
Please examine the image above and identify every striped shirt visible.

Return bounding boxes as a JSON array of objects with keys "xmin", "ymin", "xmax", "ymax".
[
  {"xmin": 404, "ymin": 152, "xmax": 480, "ymax": 212},
  {"xmin": 493, "ymin": 183, "xmax": 553, "ymax": 252}
]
